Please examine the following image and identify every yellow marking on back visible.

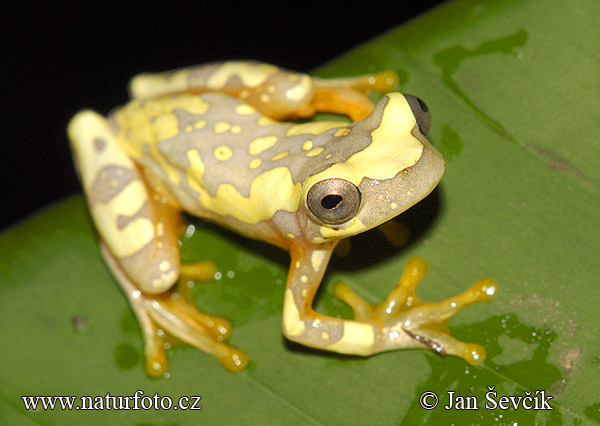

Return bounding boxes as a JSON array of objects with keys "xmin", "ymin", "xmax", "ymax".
[
  {"xmin": 214, "ymin": 145, "xmax": 233, "ymax": 161},
  {"xmin": 167, "ymin": 96, "xmax": 210, "ymax": 115},
  {"xmin": 214, "ymin": 122, "xmax": 231, "ymax": 133},
  {"xmin": 249, "ymin": 158, "xmax": 262, "ymax": 169},
  {"xmin": 306, "ymin": 147, "xmax": 323, "ymax": 157},
  {"xmin": 186, "ymin": 149, "xmax": 206, "ymax": 192},
  {"xmin": 257, "ymin": 116, "xmax": 277, "ymax": 126},
  {"xmin": 302, "ymin": 140, "xmax": 313, "ymax": 150},
  {"xmin": 249, "ymin": 135, "xmax": 278, "ymax": 155},
  {"xmin": 198, "ymin": 167, "xmax": 301, "ymax": 224},
  {"xmin": 112, "ymin": 95, "xmax": 209, "ymax": 169},
  {"xmin": 235, "ymin": 104, "xmax": 256, "ymax": 115},
  {"xmin": 285, "ymin": 75, "xmax": 312, "ymax": 102},
  {"xmin": 286, "ymin": 122, "xmax": 346, "ymax": 137},
  {"xmin": 283, "ymin": 289, "xmax": 305, "ymax": 337},
  {"xmin": 231, "ymin": 125, "xmax": 241, "ymax": 134},
  {"xmin": 271, "ymin": 151, "xmax": 289, "ymax": 161},
  {"xmin": 206, "ymin": 62, "xmax": 279, "ymax": 89}
]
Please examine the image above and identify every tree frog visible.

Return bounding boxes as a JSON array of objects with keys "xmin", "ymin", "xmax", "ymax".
[{"xmin": 68, "ymin": 61, "xmax": 496, "ymax": 377}]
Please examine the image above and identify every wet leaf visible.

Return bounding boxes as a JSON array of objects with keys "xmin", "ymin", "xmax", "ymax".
[{"xmin": 2, "ymin": 0, "xmax": 599, "ymax": 424}]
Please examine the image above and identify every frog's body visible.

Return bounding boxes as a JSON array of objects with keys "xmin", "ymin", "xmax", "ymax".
[{"xmin": 68, "ymin": 61, "xmax": 496, "ymax": 376}]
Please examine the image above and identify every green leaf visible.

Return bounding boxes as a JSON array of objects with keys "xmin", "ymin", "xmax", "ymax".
[{"xmin": 2, "ymin": 0, "xmax": 599, "ymax": 424}]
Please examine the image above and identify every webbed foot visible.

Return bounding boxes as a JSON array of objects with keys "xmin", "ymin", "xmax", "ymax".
[
  {"xmin": 334, "ymin": 257, "xmax": 497, "ymax": 365},
  {"xmin": 102, "ymin": 244, "xmax": 248, "ymax": 377},
  {"xmin": 138, "ymin": 289, "xmax": 249, "ymax": 376}
]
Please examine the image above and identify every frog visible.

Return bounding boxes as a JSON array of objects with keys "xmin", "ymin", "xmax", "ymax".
[{"xmin": 68, "ymin": 61, "xmax": 497, "ymax": 377}]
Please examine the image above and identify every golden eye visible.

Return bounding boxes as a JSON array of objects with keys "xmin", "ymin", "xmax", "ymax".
[
  {"xmin": 306, "ymin": 178, "xmax": 361, "ymax": 225},
  {"xmin": 405, "ymin": 94, "xmax": 431, "ymax": 135}
]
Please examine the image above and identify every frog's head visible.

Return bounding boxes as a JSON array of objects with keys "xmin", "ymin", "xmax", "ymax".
[{"xmin": 300, "ymin": 93, "xmax": 445, "ymax": 243}]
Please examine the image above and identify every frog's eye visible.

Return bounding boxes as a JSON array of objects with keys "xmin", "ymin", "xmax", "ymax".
[
  {"xmin": 405, "ymin": 94, "xmax": 431, "ymax": 135},
  {"xmin": 306, "ymin": 178, "xmax": 361, "ymax": 225}
]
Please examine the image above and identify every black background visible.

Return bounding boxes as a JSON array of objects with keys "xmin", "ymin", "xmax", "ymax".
[{"xmin": 2, "ymin": 2, "xmax": 444, "ymax": 231}]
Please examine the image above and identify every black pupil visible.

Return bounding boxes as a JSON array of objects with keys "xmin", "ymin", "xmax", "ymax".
[{"xmin": 321, "ymin": 195, "xmax": 342, "ymax": 209}]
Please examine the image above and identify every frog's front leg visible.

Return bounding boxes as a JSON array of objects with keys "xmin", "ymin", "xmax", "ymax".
[
  {"xmin": 128, "ymin": 61, "xmax": 398, "ymax": 121},
  {"xmin": 283, "ymin": 245, "xmax": 497, "ymax": 365},
  {"xmin": 68, "ymin": 111, "xmax": 248, "ymax": 376}
]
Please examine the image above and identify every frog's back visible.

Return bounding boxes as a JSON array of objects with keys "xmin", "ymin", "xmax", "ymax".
[{"xmin": 111, "ymin": 92, "xmax": 349, "ymax": 200}]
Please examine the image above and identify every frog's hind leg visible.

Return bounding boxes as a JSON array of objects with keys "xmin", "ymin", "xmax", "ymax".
[
  {"xmin": 68, "ymin": 110, "xmax": 182, "ymax": 294},
  {"xmin": 128, "ymin": 61, "xmax": 399, "ymax": 121},
  {"xmin": 68, "ymin": 111, "xmax": 247, "ymax": 376},
  {"xmin": 101, "ymin": 243, "xmax": 248, "ymax": 376},
  {"xmin": 306, "ymin": 70, "xmax": 400, "ymax": 121}
]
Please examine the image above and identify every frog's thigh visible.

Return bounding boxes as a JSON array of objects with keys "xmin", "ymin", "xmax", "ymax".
[
  {"xmin": 307, "ymin": 70, "xmax": 400, "ymax": 120},
  {"xmin": 68, "ymin": 110, "xmax": 180, "ymax": 294}
]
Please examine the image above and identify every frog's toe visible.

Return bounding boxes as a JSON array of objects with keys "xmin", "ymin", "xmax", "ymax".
[
  {"xmin": 334, "ymin": 281, "xmax": 373, "ymax": 321},
  {"xmin": 180, "ymin": 260, "xmax": 218, "ymax": 282}
]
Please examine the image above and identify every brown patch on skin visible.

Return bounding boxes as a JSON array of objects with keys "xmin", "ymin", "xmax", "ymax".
[
  {"xmin": 88, "ymin": 165, "xmax": 137, "ymax": 205},
  {"xmin": 301, "ymin": 316, "xmax": 345, "ymax": 345},
  {"xmin": 187, "ymin": 63, "xmax": 222, "ymax": 88},
  {"xmin": 270, "ymin": 210, "xmax": 302, "ymax": 244},
  {"xmin": 94, "ymin": 137, "xmax": 106, "ymax": 152},
  {"xmin": 187, "ymin": 62, "xmax": 272, "ymax": 94},
  {"xmin": 116, "ymin": 200, "xmax": 152, "ymax": 230},
  {"xmin": 117, "ymin": 227, "xmax": 180, "ymax": 294}
]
